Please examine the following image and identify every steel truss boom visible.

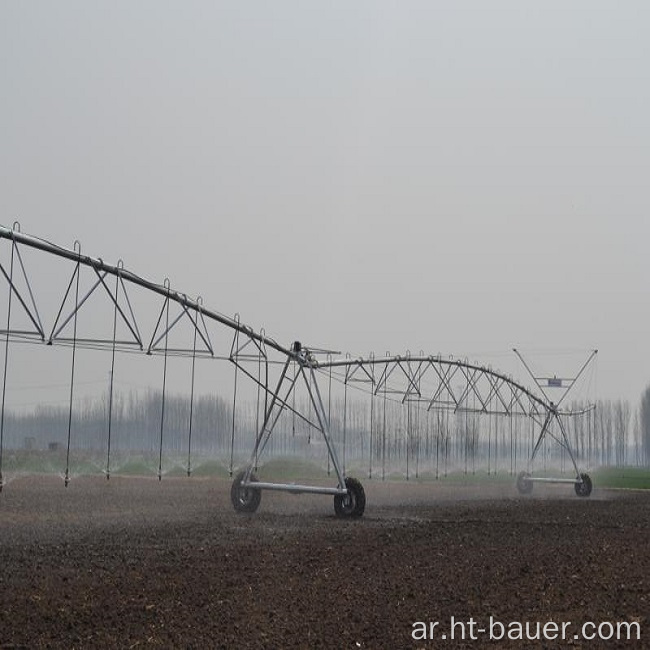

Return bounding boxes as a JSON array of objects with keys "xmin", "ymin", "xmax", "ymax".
[
  {"xmin": 316, "ymin": 354, "xmax": 549, "ymax": 416},
  {"xmin": 0, "ymin": 224, "xmax": 596, "ymax": 510},
  {"xmin": 0, "ymin": 225, "xmax": 290, "ymax": 356}
]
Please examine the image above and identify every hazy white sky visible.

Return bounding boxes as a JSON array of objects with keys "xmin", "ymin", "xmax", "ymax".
[{"xmin": 1, "ymin": 1, "xmax": 649, "ymax": 404}]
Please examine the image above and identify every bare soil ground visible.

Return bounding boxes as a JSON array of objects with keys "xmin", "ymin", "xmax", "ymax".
[{"xmin": 0, "ymin": 474, "xmax": 648, "ymax": 649}]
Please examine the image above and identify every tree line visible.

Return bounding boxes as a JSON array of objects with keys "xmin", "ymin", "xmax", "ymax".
[
  {"xmin": 3, "ymin": 388, "xmax": 650, "ymax": 471},
  {"xmin": 3, "ymin": 389, "xmax": 232, "ymax": 455}
]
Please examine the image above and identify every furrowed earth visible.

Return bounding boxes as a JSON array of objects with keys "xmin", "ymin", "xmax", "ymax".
[{"xmin": 0, "ymin": 475, "xmax": 648, "ymax": 649}]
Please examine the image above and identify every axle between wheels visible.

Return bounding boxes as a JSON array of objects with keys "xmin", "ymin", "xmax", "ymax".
[
  {"xmin": 516, "ymin": 470, "xmax": 593, "ymax": 497},
  {"xmin": 230, "ymin": 470, "xmax": 366, "ymax": 517}
]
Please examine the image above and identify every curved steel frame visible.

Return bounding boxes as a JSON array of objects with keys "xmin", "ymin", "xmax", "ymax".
[
  {"xmin": 233, "ymin": 344, "xmax": 595, "ymax": 497},
  {"xmin": 0, "ymin": 224, "xmax": 595, "ymax": 501}
]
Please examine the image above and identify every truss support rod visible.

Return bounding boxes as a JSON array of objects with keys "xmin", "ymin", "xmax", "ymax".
[
  {"xmin": 555, "ymin": 349, "xmax": 598, "ymax": 410},
  {"xmin": 327, "ymin": 357, "xmax": 332, "ymax": 476},
  {"xmin": 50, "ymin": 270, "xmax": 107, "ymax": 342},
  {"xmin": 64, "ymin": 252, "xmax": 81, "ymax": 488},
  {"xmin": 513, "ymin": 347, "xmax": 598, "ymax": 412},
  {"xmin": 232, "ymin": 353, "xmax": 326, "ymax": 435},
  {"xmin": 554, "ymin": 411, "xmax": 582, "ymax": 477},
  {"xmin": 187, "ymin": 322, "xmax": 198, "ymax": 477},
  {"xmin": 241, "ymin": 344, "xmax": 347, "ymax": 491},
  {"xmin": 105, "ymin": 272, "xmax": 119, "ymax": 481},
  {"xmin": 229, "ymin": 323, "xmax": 240, "ymax": 477},
  {"xmin": 0, "ymin": 226, "xmax": 290, "ymax": 357},
  {"xmin": 513, "ymin": 348, "xmax": 551, "ymax": 404},
  {"xmin": 0, "ymin": 238, "xmax": 17, "ymax": 491},
  {"xmin": 302, "ymin": 361, "xmax": 346, "ymax": 489},
  {"xmin": 369, "ymin": 383, "xmax": 374, "ymax": 479},
  {"xmin": 0, "ymin": 262, "xmax": 45, "ymax": 340},
  {"xmin": 157, "ymin": 285, "xmax": 171, "ymax": 482},
  {"xmin": 525, "ymin": 405, "xmax": 582, "ymax": 475},
  {"xmin": 529, "ymin": 409, "xmax": 553, "ymax": 468},
  {"xmin": 242, "ymin": 353, "xmax": 293, "ymax": 482},
  {"xmin": 342, "ymin": 364, "xmax": 348, "ymax": 475}
]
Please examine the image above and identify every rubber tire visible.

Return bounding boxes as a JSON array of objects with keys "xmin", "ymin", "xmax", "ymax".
[
  {"xmin": 574, "ymin": 472, "xmax": 593, "ymax": 498},
  {"xmin": 334, "ymin": 477, "xmax": 366, "ymax": 518},
  {"xmin": 231, "ymin": 470, "xmax": 261, "ymax": 513},
  {"xmin": 516, "ymin": 470, "xmax": 533, "ymax": 495}
]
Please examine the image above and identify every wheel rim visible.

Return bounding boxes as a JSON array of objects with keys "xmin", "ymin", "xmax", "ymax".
[
  {"xmin": 334, "ymin": 477, "xmax": 365, "ymax": 518},
  {"xmin": 576, "ymin": 475, "xmax": 591, "ymax": 496},
  {"xmin": 517, "ymin": 471, "xmax": 532, "ymax": 494},
  {"xmin": 341, "ymin": 491, "xmax": 356, "ymax": 514},
  {"xmin": 231, "ymin": 470, "xmax": 261, "ymax": 512},
  {"xmin": 236, "ymin": 486, "xmax": 253, "ymax": 507}
]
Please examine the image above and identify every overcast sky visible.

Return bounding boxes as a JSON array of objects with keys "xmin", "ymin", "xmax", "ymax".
[{"xmin": 1, "ymin": 1, "xmax": 649, "ymax": 405}]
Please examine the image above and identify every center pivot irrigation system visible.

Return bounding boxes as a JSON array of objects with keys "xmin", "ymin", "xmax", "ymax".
[{"xmin": 0, "ymin": 224, "xmax": 597, "ymax": 517}]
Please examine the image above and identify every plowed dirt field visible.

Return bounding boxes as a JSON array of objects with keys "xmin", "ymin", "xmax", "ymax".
[{"xmin": 0, "ymin": 475, "xmax": 648, "ymax": 648}]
